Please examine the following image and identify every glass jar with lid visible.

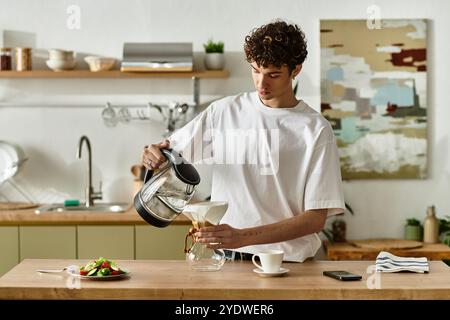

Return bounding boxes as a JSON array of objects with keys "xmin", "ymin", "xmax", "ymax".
[{"xmin": 0, "ymin": 48, "xmax": 13, "ymax": 71}]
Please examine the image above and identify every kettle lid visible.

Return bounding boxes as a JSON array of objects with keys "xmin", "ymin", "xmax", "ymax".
[{"xmin": 162, "ymin": 148, "xmax": 200, "ymax": 185}]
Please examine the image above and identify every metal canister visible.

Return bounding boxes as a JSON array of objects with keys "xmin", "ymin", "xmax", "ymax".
[{"xmin": 15, "ymin": 48, "xmax": 32, "ymax": 71}]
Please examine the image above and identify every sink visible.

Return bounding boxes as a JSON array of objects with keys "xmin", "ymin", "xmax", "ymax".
[{"xmin": 35, "ymin": 203, "xmax": 130, "ymax": 214}]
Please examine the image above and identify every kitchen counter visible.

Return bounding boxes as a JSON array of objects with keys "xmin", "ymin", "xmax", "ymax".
[
  {"xmin": 0, "ymin": 205, "xmax": 191, "ymax": 225},
  {"xmin": 327, "ymin": 242, "xmax": 450, "ymax": 261},
  {"xmin": 1, "ymin": 259, "xmax": 450, "ymax": 300}
]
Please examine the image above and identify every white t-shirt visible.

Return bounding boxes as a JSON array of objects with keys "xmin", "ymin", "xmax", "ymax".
[{"xmin": 169, "ymin": 91, "xmax": 345, "ymax": 262}]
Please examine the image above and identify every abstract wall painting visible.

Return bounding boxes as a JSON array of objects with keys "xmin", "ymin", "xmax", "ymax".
[{"xmin": 320, "ymin": 19, "xmax": 427, "ymax": 179}]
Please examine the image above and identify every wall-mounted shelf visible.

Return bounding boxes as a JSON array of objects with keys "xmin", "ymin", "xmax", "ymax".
[
  {"xmin": 0, "ymin": 69, "xmax": 229, "ymax": 107},
  {"xmin": 0, "ymin": 70, "xmax": 229, "ymax": 79}
]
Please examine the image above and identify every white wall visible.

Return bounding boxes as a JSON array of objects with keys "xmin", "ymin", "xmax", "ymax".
[{"xmin": 1, "ymin": 0, "xmax": 449, "ymax": 240}]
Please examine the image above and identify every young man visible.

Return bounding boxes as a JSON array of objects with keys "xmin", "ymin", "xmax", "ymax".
[{"xmin": 141, "ymin": 20, "xmax": 345, "ymax": 262}]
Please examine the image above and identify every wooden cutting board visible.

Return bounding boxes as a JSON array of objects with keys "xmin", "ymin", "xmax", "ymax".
[
  {"xmin": 0, "ymin": 202, "xmax": 39, "ymax": 211},
  {"xmin": 351, "ymin": 238, "xmax": 423, "ymax": 250}
]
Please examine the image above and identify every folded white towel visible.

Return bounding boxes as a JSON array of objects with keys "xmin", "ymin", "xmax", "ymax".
[{"xmin": 375, "ymin": 251, "xmax": 429, "ymax": 273}]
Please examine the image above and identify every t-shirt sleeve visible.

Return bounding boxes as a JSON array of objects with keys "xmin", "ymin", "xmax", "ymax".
[
  {"xmin": 303, "ymin": 131, "xmax": 345, "ymax": 217},
  {"xmin": 168, "ymin": 104, "xmax": 214, "ymax": 164}
]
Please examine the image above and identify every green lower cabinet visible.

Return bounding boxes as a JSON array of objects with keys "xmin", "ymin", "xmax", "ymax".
[
  {"xmin": 20, "ymin": 226, "xmax": 76, "ymax": 260},
  {"xmin": 77, "ymin": 226, "xmax": 134, "ymax": 260},
  {"xmin": 9, "ymin": 224, "xmax": 192, "ymax": 268},
  {"xmin": 135, "ymin": 225, "xmax": 190, "ymax": 260},
  {"xmin": 0, "ymin": 226, "xmax": 19, "ymax": 276}
]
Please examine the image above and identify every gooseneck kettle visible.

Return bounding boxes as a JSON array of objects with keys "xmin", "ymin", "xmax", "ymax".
[{"xmin": 134, "ymin": 148, "xmax": 200, "ymax": 227}]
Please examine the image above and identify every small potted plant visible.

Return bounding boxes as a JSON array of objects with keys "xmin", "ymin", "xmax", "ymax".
[
  {"xmin": 404, "ymin": 218, "xmax": 422, "ymax": 241},
  {"xmin": 437, "ymin": 216, "xmax": 450, "ymax": 266},
  {"xmin": 203, "ymin": 38, "xmax": 225, "ymax": 70},
  {"xmin": 439, "ymin": 216, "xmax": 450, "ymax": 244}
]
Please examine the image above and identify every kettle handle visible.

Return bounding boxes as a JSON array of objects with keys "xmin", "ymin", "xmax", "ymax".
[
  {"xmin": 143, "ymin": 169, "xmax": 153, "ymax": 183},
  {"xmin": 143, "ymin": 148, "xmax": 173, "ymax": 183}
]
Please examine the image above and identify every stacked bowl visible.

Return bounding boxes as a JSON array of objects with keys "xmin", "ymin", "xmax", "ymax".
[{"xmin": 46, "ymin": 49, "xmax": 76, "ymax": 71}]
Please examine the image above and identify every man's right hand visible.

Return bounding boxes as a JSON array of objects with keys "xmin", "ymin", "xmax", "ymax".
[{"xmin": 141, "ymin": 139, "xmax": 170, "ymax": 170}]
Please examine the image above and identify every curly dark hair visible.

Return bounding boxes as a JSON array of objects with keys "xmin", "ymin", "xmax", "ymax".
[{"xmin": 244, "ymin": 19, "xmax": 308, "ymax": 72}]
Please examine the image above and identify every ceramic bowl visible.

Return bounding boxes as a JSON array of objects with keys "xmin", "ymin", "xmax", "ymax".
[
  {"xmin": 48, "ymin": 49, "xmax": 75, "ymax": 61},
  {"xmin": 84, "ymin": 56, "xmax": 116, "ymax": 72},
  {"xmin": 46, "ymin": 59, "xmax": 77, "ymax": 71}
]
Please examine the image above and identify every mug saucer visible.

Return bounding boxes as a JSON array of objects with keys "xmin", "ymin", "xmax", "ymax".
[{"xmin": 253, "ymin": 267, "xmax": 290, "ymax": 277}]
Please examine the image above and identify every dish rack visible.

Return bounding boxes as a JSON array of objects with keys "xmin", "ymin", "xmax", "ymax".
[{"xmin": 0, "ymin": 141, "xmax": 34, "ymax": 203}]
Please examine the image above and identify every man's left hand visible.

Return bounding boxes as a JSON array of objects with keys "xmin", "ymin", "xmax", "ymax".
[{"xmin": 195, "ymin": 224, "xmax": 243, "ymax": 249}]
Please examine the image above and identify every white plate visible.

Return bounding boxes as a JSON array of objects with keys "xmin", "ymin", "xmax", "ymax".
[
  {"xmin": 253, "ymin": 267, "xmax": 290, "ymax": 277},
  {"xmin": 67, "ymin": 268, "xmax": 131, "ymax": 280}
]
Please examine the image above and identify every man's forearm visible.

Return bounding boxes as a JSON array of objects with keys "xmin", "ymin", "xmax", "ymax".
[{"xmin": 238, "ymin": 209, "xmax": 328, "ymax": 247}]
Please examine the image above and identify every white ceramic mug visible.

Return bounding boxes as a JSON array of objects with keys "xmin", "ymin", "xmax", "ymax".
[{"xmin": 252, "ymin": 250, "xmax": 284, "ymax": 273}]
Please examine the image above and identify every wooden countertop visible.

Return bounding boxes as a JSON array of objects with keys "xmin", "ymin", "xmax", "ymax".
[
  {"xmin": 0, "ymin": 205, "xmax": 191, "ymax": 226},
  {"xmin": 327, "ymin": 242, "xmax": 450, "ymax": 261},
  {"xmin": 1, "ymin": 259, "xmax": 450, "ymax": 300}
]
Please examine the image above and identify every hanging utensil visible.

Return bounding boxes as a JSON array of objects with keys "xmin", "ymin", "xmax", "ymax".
[
  {"xmin": 118, "ymin": 106, "xmax": 132, "ymax": 123},
  {"xmin": 101, "ymin": 102, "xmax": 118, "ymax": 127}
]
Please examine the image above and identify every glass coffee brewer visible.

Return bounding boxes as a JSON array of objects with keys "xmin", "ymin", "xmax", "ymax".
[{"xmin": 183, "ymin": 201, "xmax": 228, "ymax": 271}]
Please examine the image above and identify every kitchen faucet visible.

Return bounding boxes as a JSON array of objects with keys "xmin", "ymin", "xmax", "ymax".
[{"xmin": 76, "ymin": 135, "xmax": 102, "ymax": 207}]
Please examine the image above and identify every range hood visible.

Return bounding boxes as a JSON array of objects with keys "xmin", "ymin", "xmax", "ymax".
[{"xmin": 121, "ymin": 42, "xmax": 193, "ymax": 72}]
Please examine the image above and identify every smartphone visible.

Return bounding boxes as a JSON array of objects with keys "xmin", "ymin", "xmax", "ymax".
[{"xmin": 323, "ymin": 270, "xmax": 362, "ymax": 281}]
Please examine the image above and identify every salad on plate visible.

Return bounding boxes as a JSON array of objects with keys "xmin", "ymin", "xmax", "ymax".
[{"xmin": 74, "ymin": 257, "xmax": 129, "ymax": 279}]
